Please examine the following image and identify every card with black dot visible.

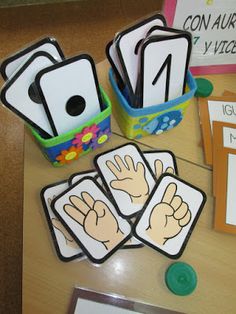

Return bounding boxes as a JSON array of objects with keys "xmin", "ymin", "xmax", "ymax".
[
  {"xmin": 35, "ymin": 54, "xmax": 103, "ymax": 136},
  {"xmin": 0, "ymin": 51, "xmax": 58, "ymax": 138}
]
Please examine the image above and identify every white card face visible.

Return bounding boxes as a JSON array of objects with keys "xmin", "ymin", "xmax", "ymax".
[
  {"xmin": 69, "ymin": 170, "xmax": 141, "ymax": 248},
  {"xmin": 223, "ymin": 127, "xmax": 236, "ymax": 150},
  {"xmin": 69, "ymin": 170, "xmax": 99, "ymax": 186},
  {"xmin": 1, "ymin": 52, "xmax": 56, "ymax": 137},
  {"xmin": 41, "ymin": 181, "xmax": 84, "ymax": 261},
  {"xmin": 52, "ymin": 178, "xmax": 132, "ymax": 264},
  {"xmin": 115, "ymin": 14, "xmax": 166, "ymax": 98},
  {"xmin": 134, "ymin": 174, "xmax": 206, "ymax": 258},
  {"xmin": 94, "ymin": 143, "xmax": 156, "ymax": 218},
  {"xmin": 106, "ymin": 41, "xmax": 125, "ymax": 87},
  {"xmin": 143, "ymin": 151, "xmax": 177, "ymax": 180},
  {"xmin": 208, "ymin": 101, "xmax": 236, "ymax": 132},
  {"xmin": 226, "ymin": 154, "xmax": 236, "ymax": 226},
  {"xmin": 140, "ymin": 35, "xmax": 191, "ymax": 107},
  {"xmin": 36, "ymin": 54, "xmax": 102, "ymax": 136},
  {"xmin": 1, "ymin": 37, "xmax": 64, "ymax": 80}
]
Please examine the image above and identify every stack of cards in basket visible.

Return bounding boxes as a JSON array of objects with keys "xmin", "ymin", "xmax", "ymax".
[
  {"xmin": 106, "ymin": 12, "xmax": 192, "ymax": 108},
  {"xmin": 41, "ymin": 143, "xmax": 206, "ymax": 264},
  {"xmin": 0, "ymin": 37, "xmax": 103, "ymax": 138}
]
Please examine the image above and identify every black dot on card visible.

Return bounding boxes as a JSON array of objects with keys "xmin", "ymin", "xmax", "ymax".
[
  {"xmin": 66, "ymin": 95, "xmax": 86, "ymax": 116},
  {"xmin": 28, "ymin": 83, "xmax": 41, "ymax": 104}
]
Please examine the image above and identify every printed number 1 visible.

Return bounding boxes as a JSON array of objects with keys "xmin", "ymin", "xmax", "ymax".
[{"xmin": 152, "ymin": 54, "xmax": 172, "ymax": 102}]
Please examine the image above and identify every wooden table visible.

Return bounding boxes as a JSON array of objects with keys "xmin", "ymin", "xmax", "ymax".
[{"xmin": 23, "ymin": 60, "xmax": 236, "ymax": 314}]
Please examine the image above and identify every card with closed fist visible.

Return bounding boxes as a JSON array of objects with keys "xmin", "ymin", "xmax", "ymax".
[
  {"xmin": 144, "ymin": 150, "xmax": 178, "ymax": 180},
  {"xmin": 35, "ymin": 54, "xmax": 103, "ymax": 136},
  {"xmin": 139, "ymin": 33, "xmax": 191, "ymax": 107},
  {"xmin": 133, "ymin": 174, "xmax": 206, "ymax": 259},
  {"xmin": 114, "ymin": 13, "xmax": 166, "ymax": 103},
  {"xmin": 94, "ymin": 143, "xmax": 156, "ymax": 218},
  {"xmin": 51, "ymin": 177, "xmax": 132, "ymax": 264},
  {"xmin": 0, "ymin": 37, "xmax": 64, "ymax": 81},
  {"xmin": 41, "ymin": 180, "xmax": 85, "ymax": 262},
  {"xmin": 1, "ymin": 51, "xmax": 57, "ymax": 138}
]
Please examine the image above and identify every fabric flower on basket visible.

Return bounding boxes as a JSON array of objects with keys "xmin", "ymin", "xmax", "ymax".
[
  {"xmin": 72, "ymin": 124, "xmax": 100, "ymax": 147},
  {"xmin": 90, "ymin": 128, "xmax": 111, "ymax": 150},
  {"xmin": 56, "ymin": 146, "xmax": 83, "ymax": 165}
]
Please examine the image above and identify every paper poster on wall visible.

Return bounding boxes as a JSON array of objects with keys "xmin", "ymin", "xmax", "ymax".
[
  {"xmin": 163, "ymin": 0, "xmax": 236, "ymax": 75},
  {"xmin": 198, "ymin": 96, "xmax": 236, "ymax": 165}
]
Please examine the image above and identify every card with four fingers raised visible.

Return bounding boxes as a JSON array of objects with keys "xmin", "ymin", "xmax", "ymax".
[{"xmin": 51, "ymin": 177, "xmax": 132, "ymax": 264}]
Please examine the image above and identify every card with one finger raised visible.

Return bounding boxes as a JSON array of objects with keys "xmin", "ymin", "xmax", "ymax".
[
  {"xmin": 51, "ymin": 177, "xmax": 132, "ymax": 264},
  {"xmin": 40, "ymin": 180, "xmax": 85, "ymax": 262},
  {"xmin": 94, "ymin": 143, "xmax": 157, "ymax": 219},
  {"xmin": 133, "ymin": 174, "xmax": 206, "ymax": 259}
]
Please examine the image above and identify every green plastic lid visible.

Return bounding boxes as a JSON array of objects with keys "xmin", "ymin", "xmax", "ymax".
[
  {"xmin": 195, "ymin": 77, "xmax": 213, "ymax": 97},
  {"xmin": 165, "ymin": 262, "xmax": 197, "ymax": 296}
]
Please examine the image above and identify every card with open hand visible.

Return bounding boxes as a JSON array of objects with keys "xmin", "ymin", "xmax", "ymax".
[
  {"xmin": 51, "ymin": 177, "xmax": 132, "ymax": 264},
  {"xmin": 143, "ymin": 150, "xmax": 178, "ymax": 180},
  {"xmin": 41, "ymin": 180, "xmax": 85, "ymax": 262},
  {"xmin": 0, "ymin": 37, "xmax": 64, "ymax": 80},
  {"xmin": 1, "ymin": 51, "xmax": 58, "ymax": 138},
  {"xmin": 133, "ymin": 174, "xmax": 206, "ymax": 259},
  {"xmin": 94, "ymin": 143, "xmax": 156, "ymax": 218}
]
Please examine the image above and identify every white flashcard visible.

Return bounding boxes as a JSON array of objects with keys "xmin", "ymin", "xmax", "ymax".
[
  {"xmin": 133, "ymin": 174, "xmax": 206, "ymax": 259},
  {"xmin": 143, "ymin": 151, "xmax": 178, "ymax": 180},
  {"xmin": 105, "ymin": 41, "xmax": 125, "ymax": 89},
  {"xmin": 69, "ymin": 170, "xmax": 142, "ymax": 249},
  {"xmin": 94, "ymin": 143, "xmax": 156, "ymax": 218},
  {"xmin": 51, "ymin": 177, "xmax": 132, "ymax": 264},
  {"xmin": 35, "ymin": 54, "xmax": 103, "ymax": 136},
  {"xmin": 139, "ymin": 34, "xmax": 191, "ymax": 107},
  {"xmin": 69, "ymin": 170, "xmax": 100, "ymax": 186},
  {"xmin": 115, "ymin": 13, "xmax": 166, "ymax": 101},
  {"xmin": 0, "ymin": 37, "xmax": 64, "ymax": 80},
  {"xmin": 1, "ymin": 51, "xmax": 57, "ymax": 138},
  {"xmin": 41, "ymin": 180, "xmax": 84, "ymax": 262}
]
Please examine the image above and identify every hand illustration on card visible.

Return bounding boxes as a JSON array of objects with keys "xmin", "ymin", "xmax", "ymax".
[
  {"xmin": 63, "ymin": 192, "xmax": 124, "ymax": 250},
  {"xmin": 146, "ymin": 183, "xmax": 191, "ymax": 245},
  {"xmin": 51, "ymin": 218, "xmax": 78, "ymax": 249},
  {"xmin": 48, "ymin": 197, "xmax": 78, "ymax": 249},
  {"xmin": 154, "ymin": 159, "xmax": 175, "ymax": 180},
  {"xmin": 106, "ymin": 155, "xmax": 149, "ymax": 204}
]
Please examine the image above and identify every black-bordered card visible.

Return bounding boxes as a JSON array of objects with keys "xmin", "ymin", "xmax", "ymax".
[
  {"xmin": 40, "ymin": 180, "xmax": 85, "ymax": 262},
  {"xmin": 69, "ymin": 170, "xmax": 143, "ymax": 249},
  {"xmin": 94, "ymin": 143, "xmax": 156, "ymax": 218},
  {"xmin": 133, "ymin": 173, "xmax": 206, "ymax": 259},
  {"xmin": 0, "ymin": 51, "xmax": 58, "ymax": 138},
  {"xmin": 51, "ymin": 177, "xmax": 132, "ymax": 264},
  {"xmin": 35, "ymin": 54, "xmax": 103, "ymax": 136},
  {"xmin": 114, "ymin": 13, "xmax": 166, "ymax": 104},
  {"xmin": 139, "ymin": 33, "xmax": 191, "ymax": 107},
  {"xmin": 143, "ymin": 150, "xmax": 178, "ymax": 180},
  {"xmin": 105, "ymin": 40, "xmax": 125, "ymax": 90},
  {"xmin": 0, "ymin": 37, "xmax": 64, "ymax": 81}
]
